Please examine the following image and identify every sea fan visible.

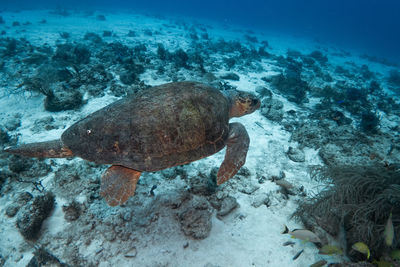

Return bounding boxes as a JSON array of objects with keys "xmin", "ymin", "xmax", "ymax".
[{"xmin": 293, "ymin": 163, "xmax": 400, "ymax": 260}]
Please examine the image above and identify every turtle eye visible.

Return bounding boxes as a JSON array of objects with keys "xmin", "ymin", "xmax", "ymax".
[{"xmin": 251, "ymin": 99, "xmax": 259, "ymax": 106}]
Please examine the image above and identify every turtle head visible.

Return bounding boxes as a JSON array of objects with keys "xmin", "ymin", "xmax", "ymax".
[{"xmin": 225, "ymin": 90, "xmax": 260, "ymax": 118}]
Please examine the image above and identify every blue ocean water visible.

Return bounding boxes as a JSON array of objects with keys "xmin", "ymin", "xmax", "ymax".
[{"xmin": 1, "ymin": 0, "xmax": 400, "ymax": 63}]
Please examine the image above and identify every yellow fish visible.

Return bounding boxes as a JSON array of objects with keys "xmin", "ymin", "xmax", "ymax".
[
  {"xmin": 352, "ymin": 242, "xmax": 370, "ymax": 259},
  {"xmin": 384, "ymin": 213, "xmax": 394, "ymax": 247},
  {"xmin": 318, "ymin": 244, "xmax": 343, "ymax": 255}
]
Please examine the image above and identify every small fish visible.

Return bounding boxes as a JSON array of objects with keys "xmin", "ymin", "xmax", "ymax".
[
  {"xmin": 292, "ymin": 249, "xmax": 304, "ymax": 260},
  {"xmin": 390, "ymin": 249, "xmax": 400, "ymax": 260},
  {"xmin": 282, "ymin": 225, "xmax": 322, "ymax": 243},
  {"xmin": 351, "ymin": 242, "xmax": 370, "ymax": 259},
  {"xmin": 318, "ymin": 244, "xmax": 343, "ymax": 255},
  {"xmin": 150, "ymin": 185, "xmax": 157, "ymax": 196},
  {"xmin": 384, "ymin": 213, "xmax": 394, "ymax": 247},
  {"xmin": 282, "ymin": 241, "xmax": 295, "ymax": 246},
  {"xmin": 274, "ymin": 179, "xmax": 295, "ymax": 190},
  {"xmin": 309, "ymin": 260, "xmax": 328, "ymax": 267}
]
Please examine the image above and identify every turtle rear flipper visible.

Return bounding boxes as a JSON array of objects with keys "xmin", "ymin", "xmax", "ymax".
[
  {"xmin": 100, "ymin": 165, "xmax": 141, "ymax": 206},
  {"xmin": 217, "ymin": 122, "xmax": 249, "ymax": 185},
  {"xmin": 4, "ymin": 139, "xmax": 73, "ymax": 158}
]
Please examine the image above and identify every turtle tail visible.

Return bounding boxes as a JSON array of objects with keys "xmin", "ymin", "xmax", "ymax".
[{"xmin": 4, "ymin": 139, "xmax": 74, "ymax": 158}]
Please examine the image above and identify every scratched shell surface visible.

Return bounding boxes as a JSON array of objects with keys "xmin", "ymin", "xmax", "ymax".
[{"xmin": 61, "ymin": 82, "xmax": 230, "ymax": 171}]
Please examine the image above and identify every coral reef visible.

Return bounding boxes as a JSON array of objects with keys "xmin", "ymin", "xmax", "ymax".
[
  {"xmin": 27, "ymin": 247, "xmax": 67, "ymax": 267},
  {"xmin": 260, "ymin": 97, "xmax": 284, "ymax": 122},
  {"xmin": 360, "ymin": 111, "xmax": 380, "ymax": 133},
  {"xmin": 294, "ymin": 163, "xmax": 400, "ymax": 260},
  {"xmin": 16, "ymin": 192, "xmax": 55, "ymax": 240},
  {"xmin": 388, "ymin": 69, "xmax": 400, "ymax": 87}
]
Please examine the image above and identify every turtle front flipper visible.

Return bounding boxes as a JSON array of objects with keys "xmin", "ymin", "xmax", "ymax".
[
  {"xmin": 100, "ymin": 165, "xmax": 141, "ymax": 206},
  {"xmin": 217, "ymin": 122, "xmax": 250, "ymax": 185}
]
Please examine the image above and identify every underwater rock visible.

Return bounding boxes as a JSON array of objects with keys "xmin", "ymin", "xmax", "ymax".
[
  {"xmin": 387, "ymin": 69, "xmax": 400, "ymax": 87},
  {"xmin": 127, "ymin": 30, "xmax": 136, "ymax": 37},
  {"xmin": 188, "ymin": 171, "xmax": 217, "ymax": 195},
  {"xmin": 119, "ymin": 62, "xmax": 144, "ymax": 85},
  {"xmin": 172, "ymin": 48, "xmax": 189, "ymax": 68},
  {"xmin": 244, "ymin": 34, "xmax": 258, "ymax": 43},
  {"xmin": 52, "ymin": 162, "xmax": 100, "ymax": 200},
  {"xmin": 237, "ymin": 166, "xmax": 251, "ymax": 177},
  {"xmin": 251, "ymin": 193, "xmax": 271, "ymax": 208},
  {"xmin": 255, "ymin": 86, "xmax": 272, "ymax": 98},
  {"xmin": 83, "ymin": 84, "xmax": 106, "ymax": 98},
  {"xmin": 4, "ymin": 117, "xmax": 21, "ymax": 131},
  {"xmin": 260, "ymin": 98, "xmax": 284, "ymax": 122},
  {"xmin": 269, "ymin": 74, "xmax": 309, "ymax": 104},
  {"xmin": 53, "ymin": 43, "xmax": 91, "ymax": 65},
  {"xmin": 27, "ymin": 247, "xmax": 67, "ymax": 267},
  {"xmin": 220, "ymin": 73, "xmax": 240, "ymax": 81},
  {"xmin": 31, "ymin": 116, "xmax": 57, "ymax": 133},
  {"xmin": 96, "ymin": 14, "xmax": 106, "ymax": 21},
  {"xmin": 290, "ymin": 121, "xmax": 328, "ymax": 149},
  {"xmin": 59, "ymin": 32, "xmax": 70, "ymax": 39},
  {"xmin": 318, "ymin": 144, "xmax": 343, "ymax": 166},
  {"xmin": 84, "ymin": 32, "xmax": 102, "ymax": 44},
  {"xmin": 224, "ymin": 57, "xmax": 236, "ymax": 69},
  {"xmin": 177, "ymin": 196, "xmax": 212, "ymax": 239},
  {"xmin": 5, "ymin": 203, "xmax": 20, "ymax": 217},
  {"xmin": 8, "ymin": 155, "xmax": 34, "ymax": 173},
  {"xmin": 160, "ymin": 168, "xmax": 178, "ymax": 180},
  {"xmin": 360, "ymin": 64, "xmax": 374, "ymax": 80},
  {"xmin": 287, "ymin": 146, "xmax": 305, "ymax": 162},
  {"xmin": 44, "ymin": 86, "xmax": 84, "ymax": 112},
  {"xmin": 156, "ymin": 43, "xmax": 167, "ymax": 60},
  {"xmin": 16, "ymin": 192, "xmax": 55, "ymax": 240},
  {"xmin": 143, "ymin": 29, "xmax": 152, "ymax": 36},
  {"xmin": 109, "ymin": 83, "xmax": 126, "ymax": 97},
  {"xmin": 0, "ymin": 172, "xmax": 7, "ymax": 192},
  {"xmin": 1, "ymin": 38, "xmax": 18, "ymax": 57},
  {"xmin": 274, "ymin": 179, "xmax": 298, "ymax": 197},
  {"xmin": 36, "ymin": 63, "xmax": 74, "ymax": 84},
  {"xmin": 62, "ymin": 201, "xmax": 81, "ymax": 222},
  {"xmin": 23, "ymin": 53, "xmax": 49, "ymax": 66},
  {"xmin": 17, "ymin": 192, "xmax": 33, "ymax": 205},
  {"xmin": 328, "ymin": 110, "xmax": 352, "ymax": 126},
  {"xmin": 0, "ymin": 127, "xmax": 10, "ymax": 145},
  {"xmin": 98, "ymin": 42, "xmax": 131, "ymax": 64},
  {"xmin": 103, "ymin": 30, "xmax": 112, "ymax": 37},
  {"xmin": 308, "ymin": 50, "xmax": 328, "ymax": 64},
  {"xmin": 238, "ymin": 183, "xmax": 259, "ymax": 195},
  {"xmin": 217, "ymin": 196, "xmax": 238, "ymax": 217},
  {"xmin": 119, "ymin": 70, "xmax": 137, "ymax": 85},
  {"xmin": 360, "ymin": 111, "xmax": 379, "ymax": 133}
]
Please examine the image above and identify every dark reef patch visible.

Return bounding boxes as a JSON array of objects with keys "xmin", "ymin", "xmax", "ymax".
[
  {"xmin": 294, "ymin": 163, "xmax": 400, "ymax": 261},
  {"xmin": 16, "ymin": 192, "xmax": 55, "ymax": 240}
]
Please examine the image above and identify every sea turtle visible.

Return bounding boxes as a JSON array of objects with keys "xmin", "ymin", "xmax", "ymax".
[{"xmin": 5, "ymin": 81, "xmax": 260, "ymax": 206}]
